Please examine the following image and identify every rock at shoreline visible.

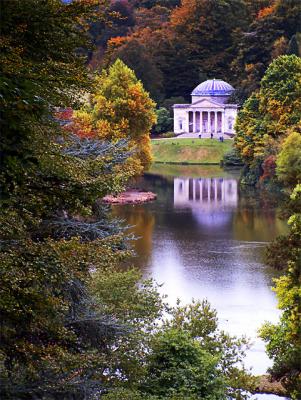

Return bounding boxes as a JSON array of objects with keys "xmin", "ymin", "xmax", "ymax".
[{"xmin": 103, "ymin": 190, "xmax": 157, "ymax": 205}]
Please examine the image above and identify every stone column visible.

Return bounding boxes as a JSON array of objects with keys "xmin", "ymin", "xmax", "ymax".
[
  {"xmin": 221, "ymin": 111, "xmax": 224, "ymax": 134},
  {"xmin": 200, "ymin": 111, "xmax": 203, "ymax": 133},
  {"xmin": 186, "ymin": 112, "xmax": 189, "ymax": 132},
  {"xmin": 207, "ymin": 111, "xmax": 210, "ymax": 133},
  {"xmin": 193, "ymin": 112, "xmax": 196, "ymax": 133},
  {"xmin": 214, "ymin": 112, "xmax": 218, "ymax": 133}
]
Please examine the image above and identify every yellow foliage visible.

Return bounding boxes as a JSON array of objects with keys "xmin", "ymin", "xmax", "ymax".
[{"xmin": 71, "ymin": 60, "xmax": 156, "ymax": 174}]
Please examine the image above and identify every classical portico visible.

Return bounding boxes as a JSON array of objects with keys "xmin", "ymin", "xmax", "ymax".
[{"xmin": 173, "ymin": 79, "xmax": 238, "ymax": 137}]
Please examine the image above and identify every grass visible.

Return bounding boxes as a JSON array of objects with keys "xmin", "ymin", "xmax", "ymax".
[
  {"xmin": 151, "ymin": 138, "xmax": 232, "ymax": 164},
  {"xmin": 148, "ymin": 163, "xmax": 241, "ymax": 179}
]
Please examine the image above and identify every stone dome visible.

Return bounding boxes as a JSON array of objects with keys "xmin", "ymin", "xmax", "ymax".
[{"xmin": 191, "ymin": 79, "xmax": 235, "ymax": 97}]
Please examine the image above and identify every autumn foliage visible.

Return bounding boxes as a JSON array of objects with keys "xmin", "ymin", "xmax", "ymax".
[
  {"xmin": 68, "ymin": 59, "xmax": 156, "ymax": 172},
  {"xmin": 235, "ymin": 55, "xmax": 301, "ymax": 185},
  {"xmin": 89, "ymin": 0, "xmax": 301, "ymax": 104}
]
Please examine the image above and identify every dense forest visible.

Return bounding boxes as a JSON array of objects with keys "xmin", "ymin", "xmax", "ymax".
[
  {"xmin": 0, "ymin": 0, "xmax": 300, "ymax": 399},
  {"xmin": 90, "ymin": 0, "xmax": 301, "ymax": 104}
]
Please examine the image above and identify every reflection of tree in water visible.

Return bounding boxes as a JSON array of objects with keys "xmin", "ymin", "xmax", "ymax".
[
  {"xmin": 233, "ymin": 186, "xmax": 288, "ymax": 242},
  {"xmin": 149, "ymin": 173, "xmax": 288, "ymax": 243},
  {"xmin": 113, "ymin": 172, "xmax": 288, "ymax": 267},
  {"xmin": 112, "ymin": 204, "xmax": 155, "ymax": 269}
]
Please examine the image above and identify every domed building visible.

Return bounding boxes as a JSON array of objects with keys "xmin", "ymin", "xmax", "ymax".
[{"xmin": 173, "ymin": 79, "xmax": 238, "ymax": 137}]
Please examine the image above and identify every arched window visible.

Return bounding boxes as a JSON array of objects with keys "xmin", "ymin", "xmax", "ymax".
[{"xmin": 179, "ymin": 119, "xmax": 183, "ymax": 130}]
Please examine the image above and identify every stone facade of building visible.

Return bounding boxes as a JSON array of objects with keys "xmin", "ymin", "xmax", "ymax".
[{"xmin": 173, "ymin": 79, "xmax": 238, "ymax": 137}]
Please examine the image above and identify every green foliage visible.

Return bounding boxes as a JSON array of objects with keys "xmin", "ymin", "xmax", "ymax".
[
  {"xmin": 260, "ymin": 185, "xmax": 301, "ymax": 398},
  {"xmin": 162, "ymin": 0, "xmax": 249, "ymax": 99},
  {"xmin": 287, "ymin": 34, "xmax": 300, "ymax": 57},
  {"xmin": 143, "ymin": 328, "xmax": 226, "ymax": 399},
  {"xmin": 103, "ymin": 0, "xmax": 249, "ymax": 102},
  {"xmin": 0, "ymin": 0, "xmax": 108, "ymax": 195},
  {"xmin": 102, "ymin": 388, "xmax": 158, "ymax": 400},
  {"xmin": 88, "ymin": 0, "xmax": 301, "ymax": 104},
  {"xmin": 106, "ymin": 39, "xmax": 164, "ymax": 102},
  {"xmin": 100, "ymin": 300, "xmax": 253, "ymax": 400},
  {"xmin": 0, "ymin": 2, "xmax": 269, "ymax": 399},
  {"xmin": 159, "ymin": 131, "xmax": 176, "ymax": 138},
  {"xmin": 232, "ymin": 0, "xmax": 301, "ymax": 97},
  {"xmin": 162, "ymin": 301, "xmax": 256, "ymax": 399},
  {"xmin": 75, "ymin": 59, "xmax": 157, "ymax": 171},
  {"xmin": 235, "ymin": 55, "xmax": 301, "ymax": 185},
  {"xmin": 153, "ymin": 107, "xmax": 173, "ymax": 134},
  {"xmin": 162, "ymin": 97, "xmax": 187, "ymax": 113},
  {"xmin": 222, "ymin": 148, "xmax": 244, "ymax": 167},
  {"xmin": 0, "ymin": 1, "xmax": 143, "ymax": 398},
  {"xmin": 276, "ymin": 129, "xmax": 301, "ymax": 186}
]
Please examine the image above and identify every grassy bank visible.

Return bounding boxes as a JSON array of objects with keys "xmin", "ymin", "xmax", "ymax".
[
  {"xmin": 148, "ymin": 163, "xmax": 241, "ymax": 178},
  {"xmin": 151, "ymin": 138, "xmax": 232, "ymax": 164}
]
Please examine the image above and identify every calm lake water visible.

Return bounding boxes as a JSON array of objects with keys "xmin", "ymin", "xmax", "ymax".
[{"xmin": 113, "ymin": 165, "xmax": 289, "ymax": 399}]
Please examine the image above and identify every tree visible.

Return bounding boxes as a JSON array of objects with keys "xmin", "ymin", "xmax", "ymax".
[
  {"xmin": 104, "ymin": 0, "xmax": 249, "ymax": 103},
  {"xmin": 231, "ymin": 0, "xmax": 301, "ymax": 97},
  {"xmin": 260, "ymin": 185, "xmax": 301, "ymax": 399},
  {"xmin": 276, "ymin": 128, "xmax": 301, "ymax": 186},
  {"xmin": 134, "ymin": 5, "xmax": 171, "ymax": 31},
  {"xmin": 167, "ymin": 0, "xmax": 249, "ymax": 93},
  {"xmin": 287, "ymin": 34, "xmax": 300, "ymax": 56},
  {"xmin": 100, "ymin": 300, "xmax": 254, "ymax": 400},
  {"xmin": 106, "ymin": 38, "xmax": 164, "ymax": 102},
  {"xmin": 73, "ymin": 59, "xmax": 157, "ymax": 172},
  {"xmin": 131, "ymin": 0, "xmax": 180, "ymax": 9},
  {"xmin": 88, "ymin": 0, "xmax": 135, "ymax": 67},
  {"xmin": 142, "ymin": 328, "xmax": 226, "ymax": 399},
  {"xmin": 235, "ymin": 55, "xmax": 301, "ymax": 185},
  {"xmin": 0, "ymin": 0, "xmax": 106, "ymax": 197},
  {"xmin": 0, "ymin": 1, "xmax": 144, "ymax": 398},
  {"xmin": 153, "ymin": 107, "xmax": 173, "ymax": 134},
  {"xmin": 244, "ymin": 0, "xmax": 274, "ymax": 19}
]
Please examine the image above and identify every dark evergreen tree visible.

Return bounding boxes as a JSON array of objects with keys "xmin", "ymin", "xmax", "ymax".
[{"xmin": 287, "ymin": 34, "xmax": 300, "ymax": 56}]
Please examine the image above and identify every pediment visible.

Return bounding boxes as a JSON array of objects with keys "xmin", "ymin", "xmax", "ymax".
[{"xmin": 191, "ymin": 99, "xmax": 224, "ymax": 108}]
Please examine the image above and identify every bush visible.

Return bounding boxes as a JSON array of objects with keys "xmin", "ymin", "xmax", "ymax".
[
  {"xmin": 222, "ymin": 148, "xmax": 244, "ymax": 166},
  {"xmin": 160, "ymin": 131, "xmax": 176, "ymax": 138},
  {"xmin": 260, "ymin": 185, "xmax": 301, "ymax": 399},
  {"xmin": 153, "ymin": 107, "xmax": 173, "ymax": 134},
  {"xmin": 276, "ymin": 129, "xmax": 301, "ymax": 187},
  {"xmin": 142, "ymin": 328, "xmax": 226, "ymax": 399}
]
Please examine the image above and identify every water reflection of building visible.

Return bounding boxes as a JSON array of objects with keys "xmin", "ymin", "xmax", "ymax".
[
  {"xmin": 174, "ymin": 178, "xmax": 238, "ymax": 209},
  {"xmin": 174, "ymin": 178, "xmax": 238, "ymax": 228}
]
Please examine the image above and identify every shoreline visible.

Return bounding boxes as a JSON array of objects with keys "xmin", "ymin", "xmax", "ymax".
[
  {"xmin": 252, "ymin": 375, "xmax": 287, "ymax": 397},
  {"xmin": 153, "ymin": 161, "xmax": 221, "ymax": 165},
  {"xmin": 103, "ymin": 189, "xmax": 157, "ymax": 205}
]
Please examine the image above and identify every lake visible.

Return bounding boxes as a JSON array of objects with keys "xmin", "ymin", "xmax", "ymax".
[{"xmin": 113, "ymin": 165, "xmax": 289, "ymax": 399}]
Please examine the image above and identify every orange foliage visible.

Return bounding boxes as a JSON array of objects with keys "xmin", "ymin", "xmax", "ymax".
[
  {"xmin": 257, "ymin": 5, "xmax": 276, "ymax": 19},
  {"xmin": 170, "ymin": 0, "xmax": 196, "ymax": 27},
  {"xmin": 261, "ymin": 155, "xmax": 277, "ymax": 181},
  {"xmin": 108, "ymin": 35, "xmax": 128, "ymax": 49},
  {"xmin": 55, "ymin": 107, "xmax": 73, "ymax": 121},
  {"xmin": 58, "ymin": 109, "xmax": 96, "ymax": 139}
]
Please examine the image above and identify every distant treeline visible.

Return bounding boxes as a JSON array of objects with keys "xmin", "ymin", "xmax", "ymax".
[{"xmin": 88, "ymin": 0, "xmax": 301, "ymax": 104}]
